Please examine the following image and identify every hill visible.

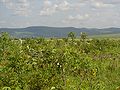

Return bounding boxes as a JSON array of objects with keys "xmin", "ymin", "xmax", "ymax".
[{"xmin": 0, "ymin": 26, "xmax": 120, "ymax": 38}]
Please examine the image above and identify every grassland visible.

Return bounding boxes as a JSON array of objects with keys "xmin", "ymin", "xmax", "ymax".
[{"xmin": 89, "ymin": 33, "xmax": 120, "ymax": 39}]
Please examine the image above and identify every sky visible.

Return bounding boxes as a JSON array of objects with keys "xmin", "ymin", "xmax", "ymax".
[{"xmin": 0, "ymin": 0, "xmax": 120, "ymax": 28}]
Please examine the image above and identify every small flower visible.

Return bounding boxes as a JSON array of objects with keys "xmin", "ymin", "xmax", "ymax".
[
  {"xmin": 57, "ymin": 63, "xmax": 60, "ymax": 65},
  {"xmin": 27, "ymin": 45, "xmax": 29, "ymax": 49},
  {"xmin": 51, "ymin": 86, "xmax": 55, "ymax": 90}
]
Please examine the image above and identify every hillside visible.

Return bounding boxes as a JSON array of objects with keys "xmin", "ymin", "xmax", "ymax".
[{"xmin": 0, "ymin": 26, "xmax": 120, "ymax": 38}]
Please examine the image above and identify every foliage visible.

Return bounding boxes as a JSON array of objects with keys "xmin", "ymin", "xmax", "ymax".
[
  {"xmin": 0, "ymin": 32, "xmax": 120, "ymax": 90},
  {"xmin": 80, "ymin": 32, "xmax": 87, "ymax": 40},
  {"xmin": 68, "ymin": 32, "xmax": 76, "ymax": 41}
]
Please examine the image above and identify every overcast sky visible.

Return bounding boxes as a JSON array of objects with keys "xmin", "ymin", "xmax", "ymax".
[{"xmin": 0, "ymin": 0, "xmax": 120, "ymax": 28}]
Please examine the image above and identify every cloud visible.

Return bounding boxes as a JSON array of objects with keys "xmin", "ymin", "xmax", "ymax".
[
  {"xmin": 57, "ymin": 1, "xmax": 71, "ymax": 11},
  {"xmin": 1, "ymin": 0, "xmax": 120, "ymax": 28},
  {"xmin": 95, "ymin": 0, "xmax": 120, "ymax": 5},
  {"xmin": 39, "ymin": 6, "xmax": 57, "ymax": 16},
  {"xmin": 0, "ymin": 21, "xmax": 6, "ymax": 24},
  {"xmin": 40, "ymin": 0, "xmax": 57, "ymax": 16},
  {"xmin": 69, "ymin": 14, "xmax": 89, "ymax": 20},
  {"xmin": 62, "ymin": 14, "xmax": 90, "ymax": 24},
  {"xmin": 1, "ymin": 0, "xmax": 31, "ymax": 16},
  {"xmin": 40, "ymin": 0, "xmax": 71, "ymax": 16},
  {"xmin": 91, "ymin": 1, "xmax": 114, "ymax": 8},
  {"xmin": 43, "ymin": 0, "xmax": 52, "ymax": 7}
]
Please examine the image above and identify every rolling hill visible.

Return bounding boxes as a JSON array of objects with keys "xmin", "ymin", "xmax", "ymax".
[{"xmin": 0, "ymin": 26, "xmax": 120, "ymax": 38}]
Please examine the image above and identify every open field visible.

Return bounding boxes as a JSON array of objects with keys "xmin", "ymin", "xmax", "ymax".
[
  {"xmin": 1, "ymin": 33, "xmax": 120, "ymax": 90},
  {"xmin": 89, "ymin": 33, "xmax": 120, "ymax": 39}
]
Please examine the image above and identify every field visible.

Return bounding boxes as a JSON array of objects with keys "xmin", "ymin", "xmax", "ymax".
[
  {"xmin": 89, "ymin": 33, "xmax": 120, "ymax": 39},
  {"xmin": 0, "ymin": 33, "xmax": 120, "ymax": 90}
]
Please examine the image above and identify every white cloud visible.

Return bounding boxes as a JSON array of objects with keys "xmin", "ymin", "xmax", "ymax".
[
  {"xmin": 40, "ymin": 5, "xmax": 57, "ymax": 16},
  {"xmin": 1, "ymin": 0, "xmax": 31, "ymax": 16},
  {"xmin": 73, "ymin": 0, "xmax": 114, "ymax": 10},
  {"xmin": 95, "ymin": 0, "xmax": 120, "ymax": 5},
  {"xmin": 39, "ymin": 0, "xmax": 57, "ymax": 16},
  {"xmin": 40, "ymin": 0, "xmax": 71, "ymax": 16},
  {"xmin": 92, "ymin": 1, "xmax": 114, "ymax": 8},
  {"xmin": 62, "ymin": 14, "xmax": 90, "ymax": 24},
  {"xmin": 44, "ymin": 0, "xmax": 52, "ymax": 6},
  {"xmin": 70, "ymin": 14, "xmax": 89, "ymax": 20},
  {"xmin": 57, "ymin": 1, "xmax": 71, "ymax": 11}
]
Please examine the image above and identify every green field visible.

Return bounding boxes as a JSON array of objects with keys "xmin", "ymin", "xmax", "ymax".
[
  {"xmin": 1, "ymin": 33, "xmax": 120, "ymax": 90},
  {"xmin": 89, "ymin": 33, "xmax": 120, "ymax": 39}
]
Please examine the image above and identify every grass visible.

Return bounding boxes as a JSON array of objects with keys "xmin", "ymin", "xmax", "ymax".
[{"xmin": 89, "ymin": 33, "xmax": 120, "ymax": 39}]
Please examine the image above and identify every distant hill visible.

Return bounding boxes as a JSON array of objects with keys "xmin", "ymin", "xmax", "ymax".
[{"xmin": 0, "ymin": 26, "xmax": 120, "ymax": 38}]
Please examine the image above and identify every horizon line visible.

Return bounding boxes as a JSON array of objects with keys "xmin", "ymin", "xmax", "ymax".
[{"xmin": 0, "ymin": 26, "xmax": 120, "ymax": 29}]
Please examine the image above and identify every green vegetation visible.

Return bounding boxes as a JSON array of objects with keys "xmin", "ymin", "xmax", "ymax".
[
  {"xmin": 0, "ymin": 32, "xmax": 120, "ymax": 90},
  {"xmin": 89, "ymin": 33, "xmax": 120, "ymax": 39},
  {"xmin": 15, "ymin": 32, "xmax": 33, "ymax": 34}
]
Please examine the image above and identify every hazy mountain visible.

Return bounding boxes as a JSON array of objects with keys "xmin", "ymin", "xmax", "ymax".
[{"xmin": 0, "ymin": 26, "xmax": 120, "ymax": 38}]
